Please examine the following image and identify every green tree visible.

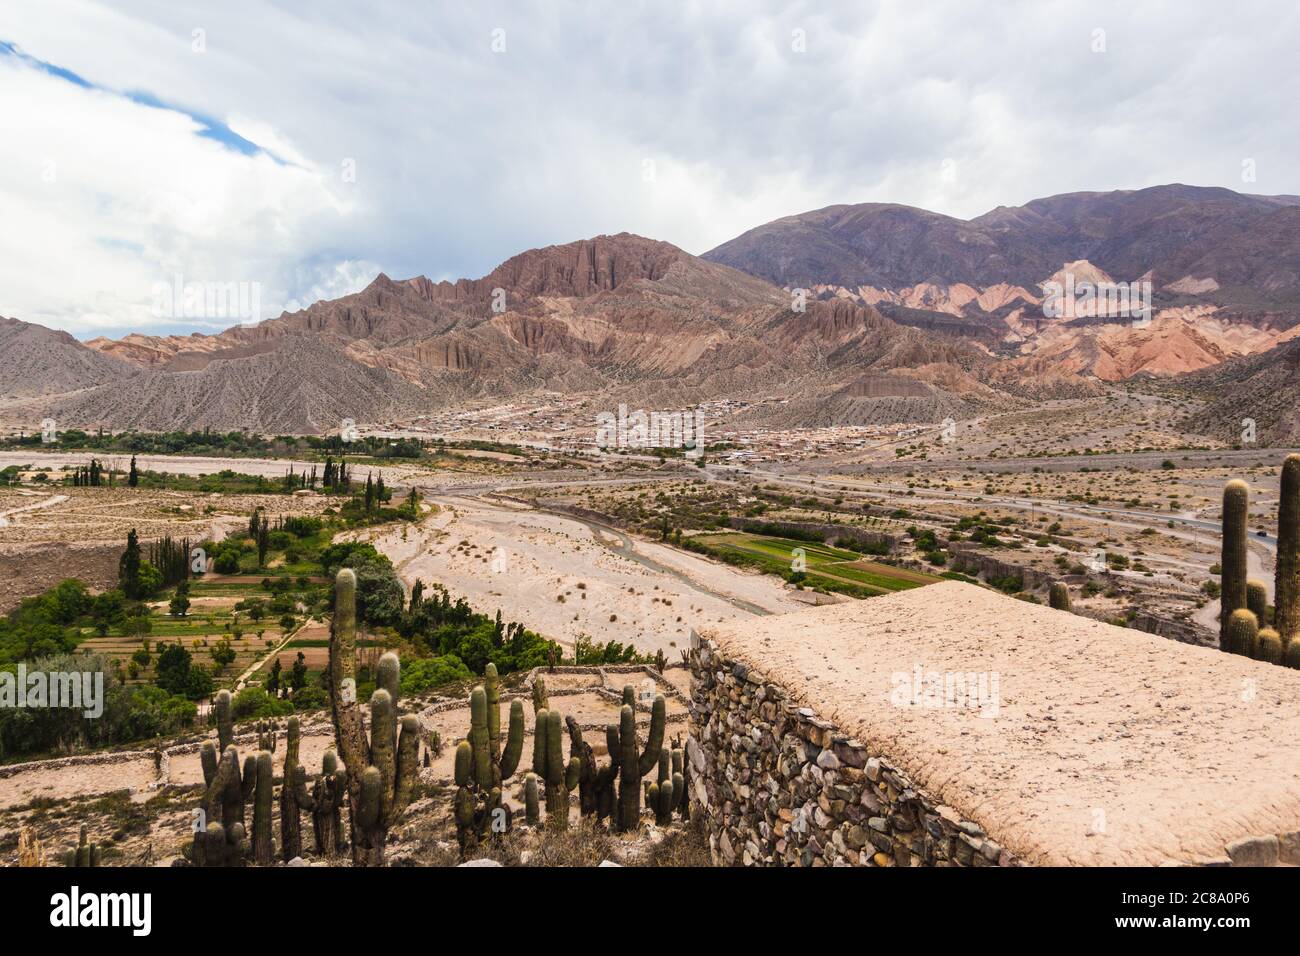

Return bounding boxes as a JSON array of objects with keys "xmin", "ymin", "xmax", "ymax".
[
  {"xmin": 119, "ymin": 529, "xmax": 142, "ymax": 599},
  {"xmin": 288, "ymin": 651, "xmax": 308, "ymax": 691},
  {"xmin": 154, "ymin": 642, "xmax": 194, "ymax": 696},
  {"xmin": 169, "ymin": 580, "xmax": 191, "ymax": 618},
  {"xmin": 211, "ymin": 638, "xmax": 236, "ymax": 671}
]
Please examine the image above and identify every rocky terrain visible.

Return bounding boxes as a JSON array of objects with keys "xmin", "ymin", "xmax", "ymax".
[{"xmin": 3, "ymin": 185, "xmax": 1299, "ymax": 435}]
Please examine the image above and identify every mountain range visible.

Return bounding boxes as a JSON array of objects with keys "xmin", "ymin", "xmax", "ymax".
[{"xmin": 2, "ymin": 184, "xmax": 1298, "ymax": 438}]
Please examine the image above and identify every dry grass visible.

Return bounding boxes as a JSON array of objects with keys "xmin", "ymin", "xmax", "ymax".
[
  {"xmin": 641, "ymin": 816, "xmax": 711, "ymax": 866},
  {"xmin": 453, "ymin": 815, "xmax": 712, "ymax": 867}
]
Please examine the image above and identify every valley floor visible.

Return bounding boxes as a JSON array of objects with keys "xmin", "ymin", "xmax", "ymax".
[{"xmin": 349, "ymin": 493, "xmax": 811, "ymax": 656}]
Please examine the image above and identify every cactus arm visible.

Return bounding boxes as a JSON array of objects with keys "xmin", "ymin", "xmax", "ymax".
[
  {"xmin": 484, "ymin": 663, "xmax": 501, "ymax": 756},
  {"xmin": 376, "ymin": 651, "xmax": 400, "ymax": 702},
  {"xmin": 292, "ymin": 763, "xmax": 315, "ymax": 811},
  {"xmin": 454, "ymin": 786, "xmax": 477, "ymax": 841},
  {"xmin": 603, "ymin": 724, "xmax": 621, "ymax": 779},
  {"xmin": 637, "ymin": 695, "xmax": 666, "ymax": 776},
  {"xmin": 241, "ymin": 754, "xmax": 258, "ymax": 804},
  {"xmin": 532, "ymin": 707, "xmax": 548, "ymax": 776},
  {"xmin": 200, "ymin": 740, "xmax": 218, "ymax": 788},
  {"xmin": 357, "ymin": 765, "xmax": 383, "ymax": 830},
  {"xmin": 390, "ymin": 714, "xmax": 420, "ymax": 824},
  {"xmin": 565, "ymin": 756, "xmax": 580, "ymax": 792},
  {"xmin": 369, "ymin": 688, "xmax": 397, "ymax": 824},
  {"xmin": 214, "ymin": 689, "xmax": 233, "ymax": 752},
  {"xmin": 454, "ymin": 739, "xmax": 472, "ymax": 786},
  {"xmin": 500, "ymin": 699, "xmax": 525, "ymax": 778}
]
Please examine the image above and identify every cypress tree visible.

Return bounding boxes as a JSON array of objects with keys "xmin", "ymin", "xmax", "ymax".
[{"xmin": 120, "ymin": 528, "xmax": 142, "ymax": 599}]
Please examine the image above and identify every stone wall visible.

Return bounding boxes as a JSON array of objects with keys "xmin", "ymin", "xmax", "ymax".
[{"xmin": 686, "ymin": 629, "xmax": 1020, "ymax": 867}]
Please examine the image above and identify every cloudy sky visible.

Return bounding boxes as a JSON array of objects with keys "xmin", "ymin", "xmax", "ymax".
[{"xmin": 1, "ymin": 0, "xmax": 1296, "ymax": 337}]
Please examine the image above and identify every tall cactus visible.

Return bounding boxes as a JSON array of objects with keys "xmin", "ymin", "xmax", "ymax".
[
  {"xmin": 453, "ymin": 739, "xmax": 492, "ymax": 854},
  {"xmin": 214, "ymin": 688, "xmax": 233, "ymax": 752},
  {"xmin": 452, "ymin": 665, "xmax": 526, "ymax": 853},
  {"xmin": 1048, "ymin": 582, "xmax": 1071, "ymax": 612},
  {"xmin": 192, "ymin": 743, "xmax": 247, "ymax": 866},
  {"xmin": 1225, "ymin": 608, "xmax": 1259, "ymax": 658},
  {"xmin": 250, "ymin": 750, "xmax": 274, "ymax": 864},
  {"xmin": 294, "ymin": 748, "xmax": 347, "ymax": 857},
  {"xmin": 1220, "ymin": 480, "xmax": 1249, "ymax": 648},
  {"xmin": 1276, "ymin": 454, "xmax": 1300, "ymax": 651},
  {"xmin": 533, "ymin": 707, "xmax": 579, "ymax": 830},
  {"xmin": 328, "ymin": 568, "xmax": 420, "ymax": 866},
  {"xmin": 614, "ymin": 687, "xmax": 666, "ymax": 833},
  {"xmin": 280, "ymin": 716, "xmax": 306, "ymax": 861},
  {"xmin": 566, "ymin": 715, "xmax": 621, "ymax": 821}
]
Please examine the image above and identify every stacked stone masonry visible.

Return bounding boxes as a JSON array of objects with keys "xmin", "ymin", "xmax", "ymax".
[{"xmin": 687, "ymin": 630, "xmax": 1020, "ymax": 867}]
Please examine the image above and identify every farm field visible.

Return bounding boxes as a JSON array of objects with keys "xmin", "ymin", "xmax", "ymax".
[
  {"xmin": 73, "ymin": 570, "xmax": 323, "ymax": 690},
  {"xmin": 692, "ymin": 532, "xmax": 940, "ymax": 596}
]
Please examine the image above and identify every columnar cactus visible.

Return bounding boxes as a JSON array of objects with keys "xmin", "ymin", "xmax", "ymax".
[
  {"xmin": 1048, "ymin": 582, "xmax": 1071, "ymax": 612},
  {"xmin": 453, "ymin": 739, "xmax": 493, "ymax": 854},
  {"xmin": 214, "ymin": 688, "xmax": 233, "ymax": 752},
  {"xmin": 250, "ymin": 750, "xmax": 274, "ymax": 864},
  {"xmin": 647, "ymin": 747, "xmax": 683, "ymax": 826},
  {"xmin": 671, "ymin": 736, "xmax": 690, "ymax": 821},
  {"xmin": 532, "ymin": 674, "xmax": 548, "ymax": 714},
  {"xmin": 615, "ymin": 687, "xmax": 666, "ymax": 833},
  {"xmin": 280, "ymin": 717, "xmax": 305, "ymax": 861},
  {"xmin": 524, "ymin": 774, "xmax": 540, "ymax": 825},
  {"xmin": 72, "ymin": 826, "xmax": 101, "ymax": 867},
  {"xmin": 192, "ymin": 743, "xmax": 247, "ymax": 866},
  {"xmin": 256, "ymin": 720, "xmax": 277, "ymax": 753},
  {"xmin": 565, "ymin": 715, "xmax": 621, "ymax": 821},
  {"xmin": 1276, "ymin": 454, "xmax": 1300, "ymax": 651},
  {"xmin": 1220, "ymin": 480, "xmax": 1249, "ymax": 648},
  {"xmin": 302, "ymin": 749, "xmax": 347, "ymax": 857},
  {"xmin": 452, "ymin": 665, "xmax": 526, "ymax": 853},
  {"xmin": 533, "ymin": 707, "xmax": 579, "ymax": 830},
  {"xmin": 1225, "ymin": 608, "xmax": 1259, "ymax": 658},
  {"xmin": 328, "ymin": 568, "xmax": 420, "ymax": 866},
  {"xmin": 1246, "ymin": 580, "xmax": 1269, "ymax": 626}
]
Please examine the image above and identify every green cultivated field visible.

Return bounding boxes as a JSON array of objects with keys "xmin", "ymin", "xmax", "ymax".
[{"xmin": 691, "ymin": 532, "xmax": 938, "ymax": 596}]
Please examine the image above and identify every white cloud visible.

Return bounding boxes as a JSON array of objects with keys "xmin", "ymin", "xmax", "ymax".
[{"xmin": 0, "ymin": 0, "xmax": 1296, "ymax": 335}]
